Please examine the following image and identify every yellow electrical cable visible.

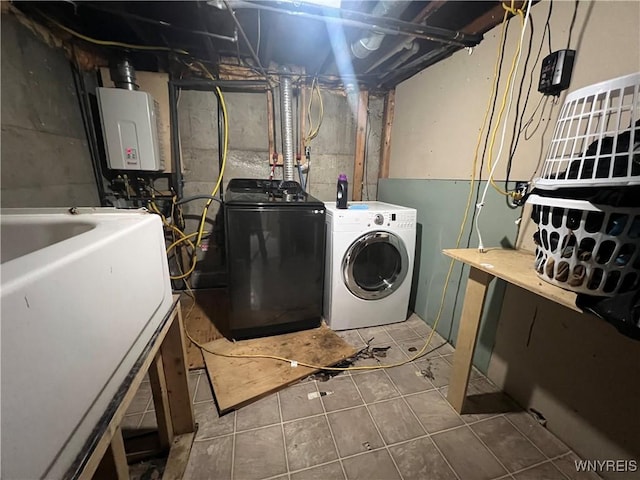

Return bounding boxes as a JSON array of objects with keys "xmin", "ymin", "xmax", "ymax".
[
  {"xmin": 304, "ymin": 77, "xmax": 324, "ymax": 146},
  {"xmin": 502, "ymin": 0, "xmax": 521, "ymax": 16},
  {"xmin": 159, "ymin": 62, "xmax": 229, "ymax": 277},
  {"xmin": 486, "ymin": 2, "xmax": 526, "ymax": 197},
  {"xmin": 415, "ymin": 2, "xmax": 512, "ymax": 364},
  {"xmin": 43, "ymin": 13, "xmax": 190, "ymax": 55},
  {"xmin": 166, "ymin": 230, "xmax": 209, "ymax": 257},
  {"xmin": 312, "ymin": 79, "xmax": 324, "ymax": 141},
  {"xmin": 185, "ymin": 318, "xmax": 440, "ymax": 371},
  {"xmin": 181, "ymin": 4, "xmax": 510, "ymax": 372},
  {"xmin": 51, "ymin": 10, "xmax": 220, "ymax": 283},
  {"xmin": 148, "ymin": 200, "xmax": 200, "ymax": 280},
  {"xmin": 305, "ymin": 78, "xmax": 315, "ymax": 145},
  {"xmin": 194, "ymin": 64, "xmax": 229, "ymax": 249},
  {"xmin": 473, "ymin": 6, "xmax": 510, "ymax": 190}
]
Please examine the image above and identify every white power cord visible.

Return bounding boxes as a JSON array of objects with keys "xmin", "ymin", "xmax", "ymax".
[{"xmin": 475, "ymin": 0, "xmax": 533, "ymax": 252}]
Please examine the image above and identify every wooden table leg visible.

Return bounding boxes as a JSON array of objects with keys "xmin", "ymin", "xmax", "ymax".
[
  {"xmin": 447, "ymin": 266, "xmax": 494, "ymax": 413},
  {"xmin": 160, "ymin": 301, "xmax": 195, "ymax": 435},
  {"xmin": 93, "ymin": 427, "xmax": 129, "ymax": 480},
  {"xmin": 149, "ymin": 352, "xmax": 174, "ymax": 450}
]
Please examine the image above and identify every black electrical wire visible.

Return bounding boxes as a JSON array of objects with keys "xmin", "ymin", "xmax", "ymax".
[
  {"xmin": 520, "ymin": 95, "xmax": 545, "ymax": 135},
  {"xmin": 73, "ymin": 2, "xmax": 236, "ymax": 43},
  {"xmin": 222, "ymin": 0, "xmax": 271, "ymax": 85},
  {"xmin": 215, "ymin": 88, "xmax": 226, "ymax": 203},
  {"xmin": 363, "ymin": 106, "xmax": 372, "ymax": 201},
  {"xmin": 567, "ymin": 0, "xmax": 579, "ymax": 49},
  {"xmin": 504, "ymin": 0, "xmax": 554, "ymax": 199},
  {"xmin": 504, "ymin": 15, "xmax": 536, "ymax": 205},
  {"xmin": 546, "ymin": 0, "xmax": 553, "ymax": 54},
  {"xmin": 235, "ymin": 30, "xmax": 242, "ymax": 66},
  {"xmin": 70, "ymin": 61, "xmax": 108, "ymax": 206},
  {"xmin": 473, "ymin": 17, "xmax": 510, "ymax": 229},
  {"xmin": 446, "ymin": 18, "xmax": 511, "ymax": 342},
  {"xmin": 524, "ymin": 95, "xmax": 551, "ymax": 140}
]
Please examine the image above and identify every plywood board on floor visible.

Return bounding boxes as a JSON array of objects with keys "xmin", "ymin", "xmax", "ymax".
[
  {"xmin": 202, "ymin": 325, "xmax": 358, "ymax": 413},
  {"xmin": 181, "ymin": 289, "xmax": 228, "ymax": 370}
]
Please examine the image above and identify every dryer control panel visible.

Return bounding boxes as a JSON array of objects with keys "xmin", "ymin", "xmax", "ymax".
[
  {"xmin": 344, "ymin": 210, "xmax": 416, "ymax": 230},
  {"xmin": 326, "ymin": 201, "xmax": 416, "ymax": 233},
  {"xmin": 389, "ymin": 211, "xmax": 416, "ymax": 230}
]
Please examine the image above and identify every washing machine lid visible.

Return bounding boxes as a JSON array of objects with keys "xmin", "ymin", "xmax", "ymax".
[{"xmin": 342, "ymin": 231, "xmax": 409, "ymax": 300}]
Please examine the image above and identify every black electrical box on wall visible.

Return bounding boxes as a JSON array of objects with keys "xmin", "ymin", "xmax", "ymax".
[{"xmin": 538, "ymin": 49, "xmax": 576, "ymax": 95}]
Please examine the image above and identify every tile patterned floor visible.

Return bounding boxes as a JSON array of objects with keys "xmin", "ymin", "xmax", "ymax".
[{"xmin": 124, "ymin": 315, "xmax": 601, "ymax": 480}]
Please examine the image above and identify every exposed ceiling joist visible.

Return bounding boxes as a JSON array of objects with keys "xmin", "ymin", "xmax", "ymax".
[{"xmin": 10, "ymin": 1, "xmax": 519, "ymax": 90}]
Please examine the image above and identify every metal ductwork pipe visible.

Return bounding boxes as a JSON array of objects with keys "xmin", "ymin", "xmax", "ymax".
[
  {"xmin": 384, "ymin": 41, "xmax": 420, "ymax": 72},
  {"xmin": 350, "ymin": 1, "xmax": 411, "ymax": 59},
  {"xmin": 110, "ymin": 59, "xmax": 138, "ymax": 91},
  {"xmin": 230, "ymin": 1, "xmax": 482, "ymax": 48},
  {"xmin": 365, "ymin": 38, "xmax": 415, "ymax": 73},
  {"xmin": 279, "ymin": 69, "xmax": 295, "ymax": 182}
]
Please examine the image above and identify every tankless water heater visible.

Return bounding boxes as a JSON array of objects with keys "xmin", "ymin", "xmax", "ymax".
[{"xmin": 96, "ymin": 87, "xmax": 165, "ymax": 171}]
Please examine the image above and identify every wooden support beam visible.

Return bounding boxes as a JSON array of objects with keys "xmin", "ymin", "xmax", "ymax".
[
  {"xmin": 415, "ymin": 0, "xmax": 448, "ymax": 19},
  {"xmin": 353, "ymin": 90, "xmax": 369, "ymax": 201},
  {"xmin": 160, "ymin": 304, "xmax": 195, "ymax": 435},
  {"xmin": 267, "ymin": 89, "xmax": 275, "ymax": 160},
  {"xmin": 363, "ymin": 0, "xmax": 446, "ymax": 74},
  {"xmin": 93, "ymin": 427, "xmax": 129, "ymax": 480},
  {"xmin": 148, "ymin": 353, "xmax": 174, "ymax": 450},
  {"xmin": 299, "ymin": 83, "xmax": 306, "ymax": 155},
  {"xmin": 463, "ymin": 1, "xmax": 528, "ymax": 35},
  {"xmin": 379, "ymin": 89, "xmax": 395, "ymax": 179}
]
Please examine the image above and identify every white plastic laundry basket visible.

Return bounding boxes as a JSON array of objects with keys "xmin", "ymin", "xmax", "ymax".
[
  {"xmin": 528, "ymin": 194, "xmax": 640, "ymax": 296},
  {"xmin": 536, "ymin": 72, "xmax": 640, "ymax": 189}
]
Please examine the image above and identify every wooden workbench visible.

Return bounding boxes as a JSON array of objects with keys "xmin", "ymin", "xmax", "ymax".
[
  {"xmin": 68, "ymin": 295, "xmax": 195, "ymax": 480},
  {"xmin": 442, "ymin": 248, "xmax": 581, "ymax": 413}
]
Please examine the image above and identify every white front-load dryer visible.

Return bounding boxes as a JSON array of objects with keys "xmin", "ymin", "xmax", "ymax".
[{"xmin": 323, "ymin": 201, "xmax": 417, "ymax": 330}]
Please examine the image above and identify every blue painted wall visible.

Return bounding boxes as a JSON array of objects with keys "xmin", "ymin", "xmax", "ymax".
[{"xmin": 379, "ymin": 178, "xmax": 522, "ymax": 372}]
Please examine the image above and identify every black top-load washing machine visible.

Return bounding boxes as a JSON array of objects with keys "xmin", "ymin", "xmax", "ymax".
[{"xmin": 224, "ymin": 178, "xmax": 326, "ymax": 339}]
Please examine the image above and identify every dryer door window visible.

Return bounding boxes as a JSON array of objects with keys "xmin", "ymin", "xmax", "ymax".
[{"xmin": 342, "ymin": 231, "xmax": 409, "ymax": 300}]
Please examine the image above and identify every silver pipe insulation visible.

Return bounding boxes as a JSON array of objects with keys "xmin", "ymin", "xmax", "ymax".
[{"xmin": 279, "ymin": 72, "xmax": 295, "ymax": 182}]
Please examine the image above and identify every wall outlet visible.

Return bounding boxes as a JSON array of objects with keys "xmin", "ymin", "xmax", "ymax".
[{"xmin": 513, "ymin": 181, "xmax": 530, "ymax": 206}]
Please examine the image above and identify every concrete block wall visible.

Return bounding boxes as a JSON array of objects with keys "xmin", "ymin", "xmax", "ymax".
[
  {"xmin": 0, "ymin": 12, "xmax": 384, "ymax": 286},
  {"xmin": 176, "ymin": 86, "xmax": 383, "ymax": 285},
  {"xmin": 307, "ymin": 91, "xmax": 383, "ymax": 202},
  {"xmin": 1, "ymin": 14, "xmax": 98, "ymax": 207},
  {"xmin": 178, "ymin": 88, "xmax": 383, "ymax": 205}
]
